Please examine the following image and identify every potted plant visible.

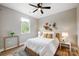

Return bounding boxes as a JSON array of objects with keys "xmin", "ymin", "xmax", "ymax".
[{"xmin": 9, "ymin": 32, "xmax": 15, "ymax": 37}]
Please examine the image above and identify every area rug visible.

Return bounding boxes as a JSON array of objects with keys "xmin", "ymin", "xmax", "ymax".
[{"xmin": 13, "ymin": 50, "xmax": 29, "ymax": 56}]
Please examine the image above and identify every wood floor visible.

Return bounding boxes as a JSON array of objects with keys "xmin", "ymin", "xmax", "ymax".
[
  {"xmin": 56, "ymin": 46, "xmax": 79, "ymax": 56},
  {"xmin": 0, "ymin": 45, "xmax": 79, "ymax": 56}
]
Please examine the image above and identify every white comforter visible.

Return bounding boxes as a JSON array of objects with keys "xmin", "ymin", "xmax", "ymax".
[{"xmin": 25, "ymin": 37, "xmax": 59, "ymax": 56}]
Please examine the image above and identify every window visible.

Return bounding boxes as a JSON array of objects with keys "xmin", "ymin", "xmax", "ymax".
[{"xmin": 21, "ymin": 17, "xmax": 30, "ymax": 34}]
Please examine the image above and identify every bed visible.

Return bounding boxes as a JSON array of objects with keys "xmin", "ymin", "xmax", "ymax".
[{"xmin": 24, "ymin": 32, "xmax": 60, "ymax": 56}]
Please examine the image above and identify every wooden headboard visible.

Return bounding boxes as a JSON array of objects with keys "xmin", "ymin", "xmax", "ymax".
[{"xmin": 56, "ymin": 33, "xmax": 62, "ymax": 41}]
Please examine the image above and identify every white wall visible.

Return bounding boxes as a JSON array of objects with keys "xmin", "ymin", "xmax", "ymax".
[
  {"xmin": 39, "ymin": 8, "xmax": 77, "ymax": 46},
  {"xmin": 0, "ymin": 5, "xmax": 38, "ymax": 49},
  {"xmin": 77, "ymin": 5, "xmax": 79, "ymax": 47}
]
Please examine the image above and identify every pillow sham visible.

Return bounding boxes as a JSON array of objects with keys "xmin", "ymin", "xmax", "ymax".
[
  {"xmin": 46, "ymin": 34, "xmax": 53, "ymax": 39},
  {"xmin": 42, "ymin": 32, "xmax": 54, "ymax": 39}
]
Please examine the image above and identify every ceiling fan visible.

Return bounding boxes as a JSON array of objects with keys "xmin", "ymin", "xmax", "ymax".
[{"xmin": 29, "ymin": 3, "xmax": 51, "ymax": 14}]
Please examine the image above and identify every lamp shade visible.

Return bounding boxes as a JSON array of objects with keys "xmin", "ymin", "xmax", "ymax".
[{"xmin": 62, "ymin": 32, "xmax": 68, "ymax": 37}]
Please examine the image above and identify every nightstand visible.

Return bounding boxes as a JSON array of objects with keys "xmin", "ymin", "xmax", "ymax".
[{"xmin": 59, "ymin": 41, "xmax": 71, "ymax": 54}]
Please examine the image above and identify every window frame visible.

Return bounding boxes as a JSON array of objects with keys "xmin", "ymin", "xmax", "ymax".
[{"xmin": 21, "ymin": 17, "xmax": 30, "ymax": 34}]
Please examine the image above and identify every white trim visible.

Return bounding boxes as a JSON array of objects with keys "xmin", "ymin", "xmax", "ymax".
[
  {"xmin": 0, "ymin": 48, "xmax": 4, "ymax": 52},
  {"xmin": 21, "ymin": 17, "xmax": 30, "ymax": 34}
]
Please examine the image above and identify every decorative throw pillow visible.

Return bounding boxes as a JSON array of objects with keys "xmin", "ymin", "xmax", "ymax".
[
  {"xmin": 47, "ymin": 34, "xmax": 53, "ymax": 39},
  {"xmin": 43, "ymin": 33, "xmax": 48, "ymax": 38}
]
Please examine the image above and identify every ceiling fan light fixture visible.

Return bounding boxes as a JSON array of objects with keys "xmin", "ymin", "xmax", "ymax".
[
  {"xmin": 29, "ymin": 3, "xmax": 51, "ymax": 14},
  {"xmin": 38, "ymin": 8, "xmax": 41, "ymax": 10}
]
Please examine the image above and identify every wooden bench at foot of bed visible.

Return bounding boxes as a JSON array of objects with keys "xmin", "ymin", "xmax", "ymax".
[{"xmin": 24, "ymin": 47, "xmax": 39, "ymax": 56}]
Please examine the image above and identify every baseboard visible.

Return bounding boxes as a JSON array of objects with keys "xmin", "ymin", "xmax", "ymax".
[
  {"xmin": 19, "ymin": 42, "xmax": 25, "ymax": 45},
  {"xmin": 0, "ymin": 48, "xmax": 4, "ymax": 52}
]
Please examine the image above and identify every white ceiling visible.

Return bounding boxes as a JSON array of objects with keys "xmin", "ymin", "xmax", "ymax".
[{"xmin": 1, "ymin": 3, "xmax": 79, "ymax": 19}]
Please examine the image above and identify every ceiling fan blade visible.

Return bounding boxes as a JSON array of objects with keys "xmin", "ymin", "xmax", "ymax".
[
  {"xmin": 33, "ymin": 9, "xmax": 38, "ymax": 13},
  {"xmin": 29, "ymin": 4, "xmax": 38, "ymax": 8},
  {"xmin": 41, "ymin": 7, "xmax": 51, "ymax": 9},
  {"xmin": 40, "ymin": 9, "xmax": 43, "ymax": 14}
]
